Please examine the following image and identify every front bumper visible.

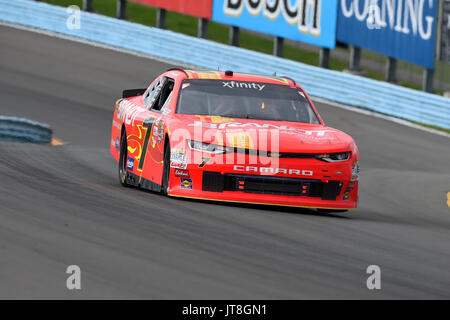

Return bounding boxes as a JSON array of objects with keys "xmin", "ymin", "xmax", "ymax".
[
  {"xmin": 202, "ymin": 172, "xmax": 343, "ymax": 200},
  {"xmin": 167, "ymin": 157, "xmax": 359, "ymax": 210}
]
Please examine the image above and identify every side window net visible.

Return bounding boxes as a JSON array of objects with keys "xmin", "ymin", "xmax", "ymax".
[
  {"xmin": 144, "ymin": 77, "xmax": 166, "ymax": 109},
  {"xmin": 152, "ymin": 78, "xmax": 174, "ymax": 111}
]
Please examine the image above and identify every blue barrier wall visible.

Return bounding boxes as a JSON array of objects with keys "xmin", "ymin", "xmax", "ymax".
[{"xmin": 0, "ymin": 0, "xmax": 449, "ymax": 129}]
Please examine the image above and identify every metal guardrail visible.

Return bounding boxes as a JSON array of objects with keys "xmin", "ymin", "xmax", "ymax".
[
  {"xmin": 0, "ymin": 116, "xmax": 52, "ymax": 144},
  {"xmin": 1, "ymin": 0, "xmax": 449, "ymax": 129}
]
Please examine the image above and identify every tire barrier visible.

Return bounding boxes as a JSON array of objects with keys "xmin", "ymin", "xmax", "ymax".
[{"xmin": 0, "ymin": 116, "xmax": 52, "ymax": 144}]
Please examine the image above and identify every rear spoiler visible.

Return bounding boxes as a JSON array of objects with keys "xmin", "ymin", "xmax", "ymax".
[{"xmin": 122, "ymin": 88, "xmax": 146, "ymax": 98}]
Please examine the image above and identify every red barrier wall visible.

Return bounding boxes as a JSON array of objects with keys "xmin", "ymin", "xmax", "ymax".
[{"xmin": 130, "ymin": 0, "xmax": 212, "ymax": 19}]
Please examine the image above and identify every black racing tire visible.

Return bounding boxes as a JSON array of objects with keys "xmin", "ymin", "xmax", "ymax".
[
  {"xmin": 161, "ymin": 141, "xmax": 170, "ymax": 196},
  {"xmin": 118, "ymin": 130, "xmax": 129, "ymax": 187}
]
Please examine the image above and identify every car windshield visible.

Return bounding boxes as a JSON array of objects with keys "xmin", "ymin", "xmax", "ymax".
[{"xmin": 176, "ymin": 79, "xmax": 320, "ymax": 124}]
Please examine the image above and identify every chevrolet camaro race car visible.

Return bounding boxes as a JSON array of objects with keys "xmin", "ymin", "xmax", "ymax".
[{"xmin": 110, "ymin": 69, "xmax": 359, "ymax": 211}]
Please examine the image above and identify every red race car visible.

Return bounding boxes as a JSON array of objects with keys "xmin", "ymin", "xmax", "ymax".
[{"xmin": 110, "ymin": 69, "xmax": 359, "ymax": 212}]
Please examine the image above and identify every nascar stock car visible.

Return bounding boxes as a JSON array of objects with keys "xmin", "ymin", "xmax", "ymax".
[{"xmin": 110, "ymin": 69, "xmax": 359, "ymax": 211}]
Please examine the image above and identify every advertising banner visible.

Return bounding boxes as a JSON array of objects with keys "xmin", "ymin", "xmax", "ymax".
[
  {"xmin": 130, "ymin": 0, "xmax": 213, "ymax": 19},
  {"xmin": 212, "ymin": 0, "xmax": 338, "ymax": 49},
  {"xmin": 336, "ymin": 0, "xmax": 438, "ymax": 69}
]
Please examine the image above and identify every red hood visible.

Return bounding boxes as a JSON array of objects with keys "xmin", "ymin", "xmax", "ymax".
[{"xmin": 171, "ymin": 115, "xmax": 355, "ymax": 153}]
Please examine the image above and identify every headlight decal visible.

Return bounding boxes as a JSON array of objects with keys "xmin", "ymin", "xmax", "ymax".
[{"xmin": 187, "ymin": 140, "xmax": 227, "ymax": 154}]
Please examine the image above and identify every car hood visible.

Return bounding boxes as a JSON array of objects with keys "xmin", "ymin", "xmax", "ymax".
[{"xmin": 171, "ymin": 115, "xmax": 355, "ymax": 153}]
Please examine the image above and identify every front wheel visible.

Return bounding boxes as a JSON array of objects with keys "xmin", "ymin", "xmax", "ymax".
[{"xmin": 161, "ymin": 141, "xmax": 170, "ymax": 195}]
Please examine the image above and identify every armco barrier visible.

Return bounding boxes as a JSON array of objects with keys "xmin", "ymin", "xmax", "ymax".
[
  {"xmin": 0, "ymin": 116, "xmax": 52, "ymax": 144},
  {"xmin": 0, "ymin": 0, "xmax": 449, "ymax": 129}
]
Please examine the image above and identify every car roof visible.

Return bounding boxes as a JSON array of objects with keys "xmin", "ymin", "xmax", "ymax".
[{"xmin": 165, "ymin": 68, "xmax": 297, "ymax": 87}]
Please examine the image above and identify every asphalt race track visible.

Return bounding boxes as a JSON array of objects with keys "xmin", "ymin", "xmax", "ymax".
[{"xmin": 1, "ymin": 25, "xmax": 450, "ymax": 299}]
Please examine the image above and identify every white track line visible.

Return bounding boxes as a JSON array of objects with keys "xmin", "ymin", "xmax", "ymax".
[{"xmin": 1, "ymin": 21, "xmax": 449, "ymax": 138}]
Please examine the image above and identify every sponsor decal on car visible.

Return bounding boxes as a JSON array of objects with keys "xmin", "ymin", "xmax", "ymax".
[
  {"xmin": 126, "ymin": 157, "xmax": 135, "ymax": 171},
  {"xmin": 351, "ymin": 161, "xmax": 360, "ymax": 181},
  {"xmin": 115, "ymin": 137, "xmax": 119, "ymax": 151},
  {"xmin": 170, "ymin": 148, "xmax": 186, "ymax": 162},
  {"xmin": 174, "ymin": 170, "xmax": 190, "ymax": 178},
  {"xmin": 233, "ymin": 165, "xmax": 313, "ymax": 176},
  {"xmin": 189, "ymin": 121, "xmax": 333, "ymax": 137},
  {"xmin": 197, "ymin": 115, "xmax": 235, "ymax": 123},
  {"xmin": 222, "ymin": 81, "xmax": 266, "ymax": 91},
  {"xmin": 152, "ymin": 117, "xmax": 164, "ymax": 144},
  {"xmin": 343, "ymin": 189, "xmax": 351, "ymax": 200},
  {"xmin": 226, "ymin": 132, "xmax": 254, "ymax": 149},
  {"xmin": 199, "ymin": 157, "xmax": 210, "ymax": 168},
  {"xmin": 116, "ymin": 100, "xmax": 145, "ymax": 126},
  {"xmin": 186, "ymin": 70, "xmax": 222, "ymax": 80},
  {"xmin": 170, "ymin": 161, "xmax": 187, "ymax": 170},
  {"xmin": 180, "ymin": 178, "xmax": 193, "ymax": 189}
]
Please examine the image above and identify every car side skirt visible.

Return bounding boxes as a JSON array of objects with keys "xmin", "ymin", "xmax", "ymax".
[{"xmin": 126, "ymin": 171, "xmax": 162, "ymax": 192}]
